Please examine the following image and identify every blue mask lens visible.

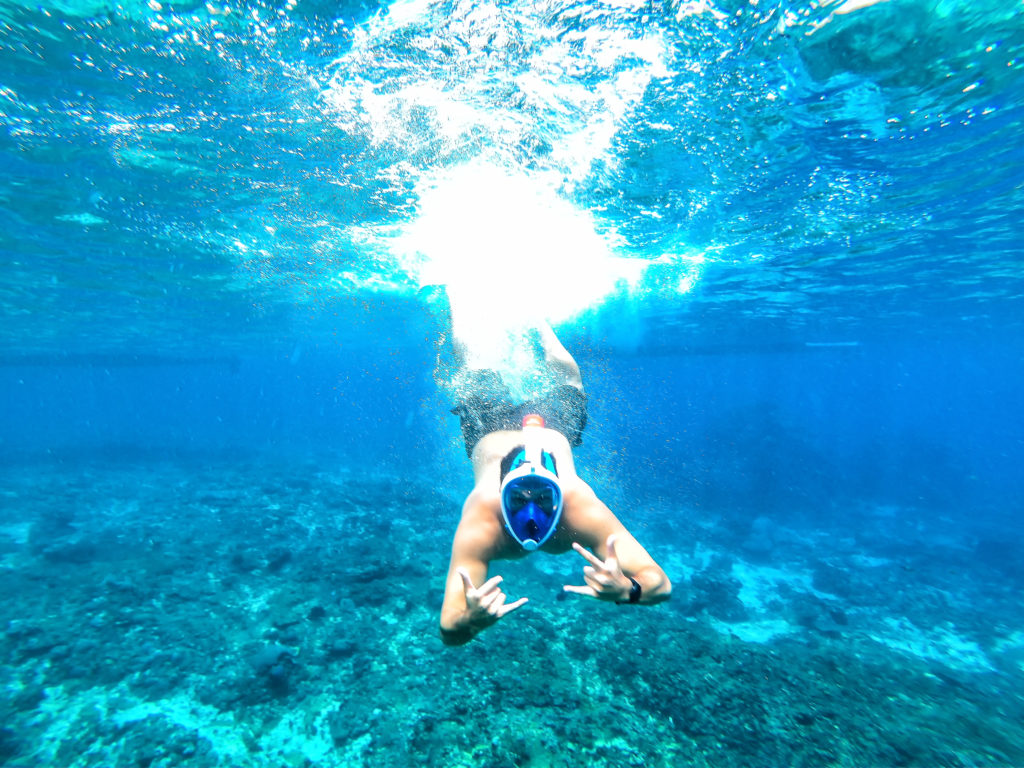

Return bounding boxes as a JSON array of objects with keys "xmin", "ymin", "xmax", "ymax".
[
  {"xmin": 501, "ymin": 475, "xmax": 561, "ymax": 549},
  {"xmin": 505, "ymin": 483, "xmax": 556, "ymax": 515}
]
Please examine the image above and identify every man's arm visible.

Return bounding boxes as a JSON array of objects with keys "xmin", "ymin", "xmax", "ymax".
[
  {"xmin": 566, "ymin": 534, "xmax": 672, "ymax": 605},
  {"xmin": 439, "ymin": 501, "xmax": 527, "ymax": 645},
  {"xmin": 562, "ymin": 484, "xmax": 672, "ymax": 605}
]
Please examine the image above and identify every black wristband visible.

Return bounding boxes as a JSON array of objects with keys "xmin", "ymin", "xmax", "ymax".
[{"xmin": 618, "ymin": 577, "xmax": 642, "ymax": 605}]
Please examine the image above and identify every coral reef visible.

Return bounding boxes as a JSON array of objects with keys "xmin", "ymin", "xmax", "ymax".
[{"xmin": 0, "ymin": 458, "xmax": 1022, "ymax": 767}]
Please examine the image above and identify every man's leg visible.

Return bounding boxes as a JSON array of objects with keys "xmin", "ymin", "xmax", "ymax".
[{"xmin": 538, "ymin": 323, "xmax": 583, "ymax": 390}]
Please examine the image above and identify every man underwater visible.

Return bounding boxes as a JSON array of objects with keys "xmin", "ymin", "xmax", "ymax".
[{"xmin": 439, "ymin": 322, "xmax": 671, "ymax": 645}]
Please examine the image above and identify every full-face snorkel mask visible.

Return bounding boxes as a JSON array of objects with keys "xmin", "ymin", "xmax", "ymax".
[{"xmin": 498, "ymin": 415, "xmax": 563, "ymax": 551}]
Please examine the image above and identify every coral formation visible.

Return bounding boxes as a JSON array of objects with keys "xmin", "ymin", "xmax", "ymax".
[{"xmin": 0, "ymin": 458, "xmax": 1022, "ymax": 767}]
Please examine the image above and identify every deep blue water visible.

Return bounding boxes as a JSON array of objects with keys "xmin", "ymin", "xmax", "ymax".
[
  {"xmin": 2, "ymin": 330, "xmax": 1022, "ymax": 521},
  {"xmin": 2, "ymin": 0, "xmax": 1024, "ymax": 765}
]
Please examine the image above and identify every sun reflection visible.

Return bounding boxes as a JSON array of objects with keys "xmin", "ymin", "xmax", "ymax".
[{"xmin": 395, "ymin": 162, "xmax": 643, "ymax": 325}]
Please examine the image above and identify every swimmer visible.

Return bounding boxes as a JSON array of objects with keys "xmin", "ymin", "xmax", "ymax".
[{"xmin": 440, "ymin": 322, "xmax": 671, "ymax": 645}]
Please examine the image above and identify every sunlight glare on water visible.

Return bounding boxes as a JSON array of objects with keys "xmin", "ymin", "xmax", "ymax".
[
  {"xmin": 395, "ymin": 161, "xmax": 702, "ymax": 336},
  {"xmin": 0, "ymin": 0, "xmax": 1021, "ymax": 354},
  {"xmin": 317, "ymin": 0, "xmax": 706, "ymax": 346}
]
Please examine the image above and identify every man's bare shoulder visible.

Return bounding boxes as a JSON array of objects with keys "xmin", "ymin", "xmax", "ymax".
[
  {"xmin": 561, "ymin": 479, "xmax": 615, "ymax": 522},
  {"xmin": 558, "ymin": 479, "xmax": 627, "ymax": 546},
  {"xmin": 454, "ymin": 490, "xmax": 521, "ymax": 561}
]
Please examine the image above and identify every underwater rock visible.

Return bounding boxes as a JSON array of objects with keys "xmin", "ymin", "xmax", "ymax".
[
  {"xmin": 229, "ymin": 548, "xmax": 261, "ymax": 572},
  {"xmin": 101, "ymin": 574, "xmax": 140, "ymax": 595},
  {"xmin": 281, "ymin": 476, "xmax": 313, "ymax": 493},
  {"xmin": 275, "ymin": 629, "xmax": 303, "ymax": 647},
  {"xmin": 5, "ymin": 621, "xmax": 59, "ymax": 660},
  {"xmin": 975, "ymin": 537, "xmax": 1024, "ymax": 580},
  {"xmin": 266, "ymin": 662, "xmax": 289, "ymax": 691},
  {"xmin": 325, "ymin": 637, "xmax": 358, "ymax": 660},
  {"xmin": 265, "ymin": 546, "xmax": 292, "ymax": 573},
  {"xmin": 10, "ymin": 684, "xmax": 45, "ymax": 712},
  {"xmin": 247, "ymin": 642, "xmax": 295, "ymax": 673},
  {"xmin": 28, "ymin": 505, "xmax": 96, "ymax": 563},
  {"xmin": 789, "ymin": 593, "xmax": 848, "ymax": 637},
  {"xmin": 37, "ymin": 539, "xmax": 96, "ymax": 564},
  {"xmin": 688, "ymin": 570, "xmax": 748, "ymax": 623},
  {"xmin": 32, "ymin": 506, "xmax": 76, "ymax": 536},
  {"xmin": 327, "ymin": 705, "xmax": 371, "ymax": 746},
  {"xmin": 811, "ymin": 561, "xmax": 854, "ymax": 598},
  {"xmin": 197, "ymin": 489, "xmax": 244, "ymax": 506},
  {"xmin": 741, "ymin": 515, "xmax": 776, "ymax": 557},
  {"xmin": 4, "ymin": 619, "xmax": 41, "ymax": 641},
  {"xmin": 0, "ymin": 727, "xmax": 20, "ymax": 762},
  {"xmin": 0, "ymin": 536, "xmax": 19, "ymax": 558},
  {"xmin": 247, "ymin": 642, "xmax": 297, "ymax": 696},
  {"xmin": 109, "ymin": 713, "xmax": 214, "ymax": 768}
]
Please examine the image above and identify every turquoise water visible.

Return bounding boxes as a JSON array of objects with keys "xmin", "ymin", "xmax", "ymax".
[{"xmin": 2, "ymin": 0, "xmax": 1024, "ymax": 765}]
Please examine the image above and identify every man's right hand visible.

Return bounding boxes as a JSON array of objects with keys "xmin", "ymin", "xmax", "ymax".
[{"xmin": 456, "ymin": 567, "xmax": 527, "ymax": 632}]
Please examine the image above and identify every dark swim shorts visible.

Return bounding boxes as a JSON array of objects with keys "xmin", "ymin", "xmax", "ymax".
[{"xmin": 451, "ymin": 370, "xmax": 588, "ymax": 457}]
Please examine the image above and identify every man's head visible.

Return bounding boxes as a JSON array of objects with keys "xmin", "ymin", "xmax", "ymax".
[{"xmin": 499, "ymin": 443, "xmax": 563, "ymax": 550}]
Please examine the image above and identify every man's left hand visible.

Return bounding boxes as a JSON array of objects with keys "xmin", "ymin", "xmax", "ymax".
[{"xmin": 563, "ymin": 535, "xmax": 634, "ymax": 602}]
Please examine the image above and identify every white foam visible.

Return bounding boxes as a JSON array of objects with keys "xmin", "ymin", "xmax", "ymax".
[
  {"xmin": 317, "ymin": 0, "xmax": 705, "ymax": 316},
  {"xmin": 397, "ymin": 161, "xmax": 650, "ymax": 326}
]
